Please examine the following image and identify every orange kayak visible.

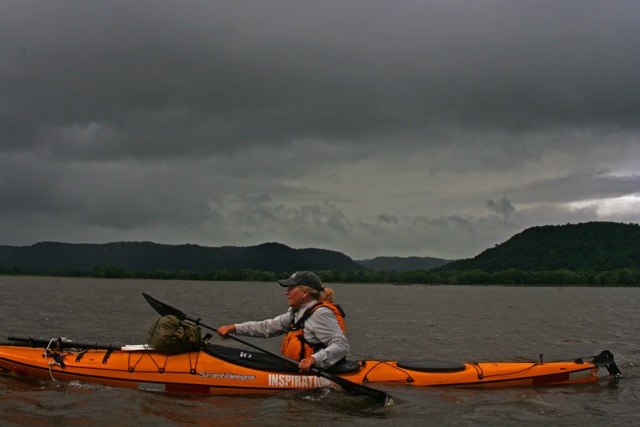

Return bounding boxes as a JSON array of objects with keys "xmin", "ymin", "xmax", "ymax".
[{"xmin": 0, "ymin": 337, "xmax": 621, "ymax": 395}]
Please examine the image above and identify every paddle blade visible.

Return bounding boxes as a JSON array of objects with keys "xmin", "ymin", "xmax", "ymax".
[
  {"xmin": 313, "ymin": 369, "xmax": 392, "ymax": 407},
  {"xmin": 142, "ymin": 293, "xmax": 187, "ymax": 319}
]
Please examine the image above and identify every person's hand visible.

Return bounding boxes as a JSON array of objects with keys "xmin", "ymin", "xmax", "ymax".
[
  {"xmin": 217, "ymin": 325, "xmax": 236, "ymax": 337},
  {"xmin": 298, "ymin": 356, "xmax": 316, "ymax": 373}
]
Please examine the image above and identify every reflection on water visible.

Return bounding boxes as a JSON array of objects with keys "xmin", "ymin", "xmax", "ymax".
[{"xmin": 0, "ymin": 276, "xmax": 638, "ymax": 426}]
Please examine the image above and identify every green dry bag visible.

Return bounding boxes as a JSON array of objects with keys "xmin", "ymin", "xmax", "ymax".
[{"xmin": 148, "ymin": 315, "xmax": 203, "ymax": 354}]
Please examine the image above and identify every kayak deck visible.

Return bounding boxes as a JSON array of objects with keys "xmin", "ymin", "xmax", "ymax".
[{"xmin": 0, "ymin": 337, "xmax": 622, "ymax": 395}]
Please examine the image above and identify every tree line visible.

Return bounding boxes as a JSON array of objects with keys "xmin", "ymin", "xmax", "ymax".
[{"xmin": 2, "ymin": 265, "xmax": 639, "ymax": 286}]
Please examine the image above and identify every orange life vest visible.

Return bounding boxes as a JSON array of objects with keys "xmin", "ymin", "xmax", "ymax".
[{"xmin": 281, "ymin": 301, "xmax": 346, "ymax": 361}]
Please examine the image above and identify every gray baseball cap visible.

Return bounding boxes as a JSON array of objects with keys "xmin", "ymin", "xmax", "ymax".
[{"xmin": 278, "ymin": 271, "xmax": 324, "ymax": 292}]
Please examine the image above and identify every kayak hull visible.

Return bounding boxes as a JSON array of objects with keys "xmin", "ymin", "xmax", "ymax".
[{"xmin": 0, "ymin": 340, "xmax": 618, "ymax": 395}]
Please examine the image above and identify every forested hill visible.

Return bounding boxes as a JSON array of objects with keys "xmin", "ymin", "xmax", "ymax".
[
  {"xmin": 1, "ymin": 222, "xmax": 638, "ymax": 281},
  {"xmin": 436, "ymin": 222, "xmax": 640, "ymax": 272},
  {"xmin": 357, "ymin": 256, "xmax": 452, "ymax": 271},
  {"xmin": 0, "ymin": 241, "xmax": 365, "ymax": 274}
]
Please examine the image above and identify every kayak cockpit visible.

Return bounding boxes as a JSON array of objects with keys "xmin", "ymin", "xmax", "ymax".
[{"xmin": 396, "ymin": 359, "xmax": 466, "ymax": 373}]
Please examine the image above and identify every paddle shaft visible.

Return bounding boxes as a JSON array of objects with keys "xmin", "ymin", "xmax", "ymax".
[
  {"xmin": 172, "ymin": 316, "xmax": 352, "ymax": 381},
  {"xmin": 142, "ymin": 292, "xmax": 391, "ymax": 406},
  {"xmin": 196, "ymin": 320, "xmax": 296, "ymax": 364},
  {"xmin": 7, "ymin": 336, "xmax": 122, "ymax": 351},
  {"xmin": 206, "ymin": 325, "xmax": 392, "ymax": 405},
  {"xmin": 176, "ymin": 317, "xmax": 374, "ymax": 390}
]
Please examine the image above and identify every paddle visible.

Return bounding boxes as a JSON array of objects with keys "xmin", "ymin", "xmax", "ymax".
[
  {"xmin": 7, "ymin": 336, "xmax": 123, "ymax": 351},
  {"xmin": 142, "ymin": 292, "xmax": 392, "ymax": 406}
]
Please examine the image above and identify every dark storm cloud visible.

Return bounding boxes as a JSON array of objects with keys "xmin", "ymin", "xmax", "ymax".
[{"xmin": 3, "ymin": 1, "xmax": 639, "ymax": 158}]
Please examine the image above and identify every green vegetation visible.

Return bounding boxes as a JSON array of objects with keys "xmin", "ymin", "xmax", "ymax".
[
  {"xmin": 1, "ymin": 265, "xmax": 639, "ymax": 286},
  {"xmin": 0, "ymin": 241, "xmax": 364, "ymax": 274},
  {"xmin": 1, "ymin": 222, "xmax": 639, "ymax": 285},
  {"xmin": 437, "ymin": 222, "xmax": 640, "ymax": 272}
]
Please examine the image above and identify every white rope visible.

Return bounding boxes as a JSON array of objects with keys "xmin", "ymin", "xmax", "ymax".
[{"xmin": 43, "ymin": 338, "xmax": 60, "ymax": 381}]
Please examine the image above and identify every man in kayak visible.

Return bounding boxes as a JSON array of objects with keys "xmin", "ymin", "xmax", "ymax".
[{"xmin": 217, "ymin": 271, "xmax": 349, "ymax": 373}]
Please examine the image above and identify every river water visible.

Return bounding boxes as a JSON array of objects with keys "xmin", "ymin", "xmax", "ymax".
[{"xmin": 1, "ymin": 276, "xmax": 638, "ymax": 426}]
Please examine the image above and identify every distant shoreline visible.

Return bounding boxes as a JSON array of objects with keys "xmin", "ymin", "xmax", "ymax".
[{"xmin": 1, "ymin": 273, "xmax": 637, "ymax": 287}]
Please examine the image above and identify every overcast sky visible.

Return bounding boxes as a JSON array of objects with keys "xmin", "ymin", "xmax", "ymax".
[{"xmin": 1, "ymin": 1, "xmax": 639, "ymax": 260}]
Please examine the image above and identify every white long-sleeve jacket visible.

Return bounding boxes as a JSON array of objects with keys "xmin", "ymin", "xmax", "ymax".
[{"xmin": 234, "ymin": 299, "xmax": 349, "ymax": 369}]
